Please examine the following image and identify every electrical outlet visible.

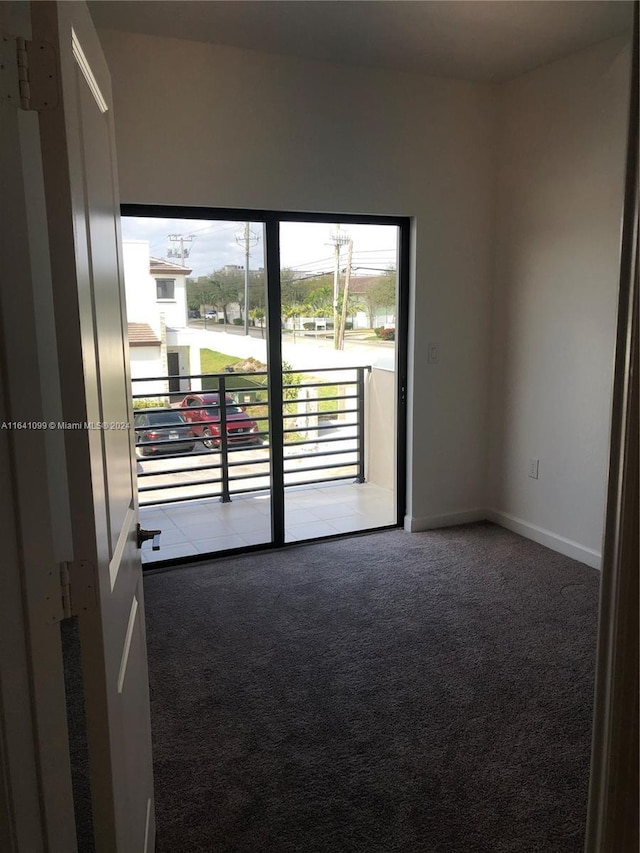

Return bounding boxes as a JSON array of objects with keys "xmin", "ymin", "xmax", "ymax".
[
  {"xmin": 428, "ymin": 343, "xmax": 439, "ymax": 364},
  {"xmin": 528, "ymin": 458, "xmax": 539, "ymax": 479}
]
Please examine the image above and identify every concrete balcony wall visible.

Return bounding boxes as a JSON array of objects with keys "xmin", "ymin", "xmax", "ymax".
[{"xmin": 366, "ymin": 368, "xmax": 395, "ymax": 492}]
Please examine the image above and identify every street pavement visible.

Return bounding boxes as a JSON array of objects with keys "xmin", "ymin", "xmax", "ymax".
[{"xmin": 185, "ymin": 324, "xmax": 396, "ymax": 373}]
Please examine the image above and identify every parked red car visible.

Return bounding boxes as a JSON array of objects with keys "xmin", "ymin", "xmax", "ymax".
[{"xmin": 178, "ymin": 393, "xmax": 262, "ymax": 449}]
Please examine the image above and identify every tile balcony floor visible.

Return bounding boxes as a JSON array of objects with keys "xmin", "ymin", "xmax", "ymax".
[{"xmin": 139, "ymin": 481, "xmax": 397, "ymax": 564}]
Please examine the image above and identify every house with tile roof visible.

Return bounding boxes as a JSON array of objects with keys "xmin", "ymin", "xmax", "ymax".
[{"xmin": 123, "ymin": 240, "xmax": 202, "ymax": 399}]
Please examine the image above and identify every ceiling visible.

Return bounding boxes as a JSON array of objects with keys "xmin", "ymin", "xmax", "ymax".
[{"xmin": 88, "ymin": 0, "xmax": 632, "ymax": 83}]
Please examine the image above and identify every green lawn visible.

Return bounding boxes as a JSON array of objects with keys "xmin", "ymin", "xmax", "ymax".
[
  {"xmin": 199, "ymin": 349, "xmax": 343, "ymax": 420},
  {"xmin": 199, "ymin": 349, "xmax": 268, "ymax": 396},
  {"xmin": 199, "ymin": 348, "xmax": 243, "ymax": 374},
  {"xmin": 316, "ymin": 384, "xmax": 339, "ymax": 415}
]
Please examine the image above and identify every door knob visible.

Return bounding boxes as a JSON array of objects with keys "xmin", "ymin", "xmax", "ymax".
[{"xmin": 137, "ymin": 524, "xmax": 161, "ymax": 551}]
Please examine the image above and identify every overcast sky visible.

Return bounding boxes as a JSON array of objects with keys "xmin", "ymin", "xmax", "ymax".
[{"xmin": 121, "ymin": 216, "xmax": 399, "ymax": 279}]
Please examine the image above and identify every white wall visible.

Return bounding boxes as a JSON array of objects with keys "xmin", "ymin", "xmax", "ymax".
[
  {"xmin": 123, "ymin": 240, "xmax": 159, "ymax": 332},
  {"xmin": 124, "ymin": 240, "xmax": 189, "ymax": 329},
  {"xmin": 488, "ymin": 37, "xmax": 630, "ymax": 567},
  {"xmin": 98, "ymin": 29, "xmax": 496, "ymax": 528},
  {"xmin": 158, "ymin": 276, "xmax": 188, "ymax": 329},
  {"xmin": 130, "ymin": 346, "xmax": 166, "ymax": 398}
]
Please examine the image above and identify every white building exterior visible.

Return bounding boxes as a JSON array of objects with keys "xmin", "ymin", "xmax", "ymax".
[{"xmin": 123, "ymin": 240, "xmax": 202, "ymax": 401}]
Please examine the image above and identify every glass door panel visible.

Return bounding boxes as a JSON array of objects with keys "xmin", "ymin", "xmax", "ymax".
[
  {"xmin": 278, "ymin": 221, "xmax": 400, "ymax": 543},
  {"xmin": 121, "ymin": 215, "xmax": 272, "ymax": 563}
]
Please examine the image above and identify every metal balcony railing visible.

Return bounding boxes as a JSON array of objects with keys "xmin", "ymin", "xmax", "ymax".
[{"xmin": 131, "ymin": 366, "xmax": 370, "ymax": 507}]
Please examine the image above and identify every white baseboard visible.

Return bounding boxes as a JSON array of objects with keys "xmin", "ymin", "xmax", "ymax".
[
  {"xmin": 486, "ymin": 509, "xmax": 602, "ymax": 570},
  {"xmin": 404, "ymin": 507, "xmax": 601, "ymax": 570},
  {"xmin": 404, "ymin": 509, "xmax": 487, "ymax": 532}
]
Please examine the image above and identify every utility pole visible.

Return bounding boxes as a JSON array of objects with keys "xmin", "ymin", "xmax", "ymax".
[
  {"xmin": 167, "ymin": 233, "xmax": 194, "ymax": 266},
  {"xmin": 235, "ymin": 223, "xmax": 259, "ymax": 335},
  {"xmin": 337, "ymin": 239, "xmax": 354, "ymax": 350},
  {"xmin": 167, "ymin": 234, "xmax": 194, "ymax": 324},
  {"xmin": 328, "ymin": 224, "xmax": 349, "ymax": 349}
]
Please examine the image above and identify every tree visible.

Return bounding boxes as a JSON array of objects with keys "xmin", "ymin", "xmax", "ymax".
[
  {"xmin": 249, "ymin": 307, "xmax": 266, "ymax": 337},
  {"xmin": 186, "ymin": 278, "xmax": 203, "ymax": 311},
  {"xmin": 207, "ymin": 276, "xmax": 239, "ymax": 325},
  {"xmin": 281, "ymin": 302, "xmax": 305, "ymax": 341},
  {"xmin": 281, "ymin": 269, "xmax": 332, "ymax": 308},
  {"xmin": 187, "ymin": 276, "xmax": 219, "ymax": 314},
  {"xmin": 304, "ymin": 285, "xmax": 334, "ymax": 319},
  {"xmin": 248, "ymin": 269, "xmax": 266, "ymax": 313},
  {"xmin": 360, "ymin": 269, "xmax": 396, "ymax": 328},
  {"xmin": 280, "ymin": 268, "xmax": 301, "ymax": 306},
  {"xmin": 281, "ymin": 359, "xmax": 301, "ymax": 419}
]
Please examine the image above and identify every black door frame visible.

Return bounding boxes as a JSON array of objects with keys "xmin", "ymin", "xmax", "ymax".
[{"xmin": 122, "ymin": 204, "xmax": 410, "ymax": 567}]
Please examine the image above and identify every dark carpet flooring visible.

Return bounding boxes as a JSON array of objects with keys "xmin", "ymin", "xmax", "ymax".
[{"xmin": 143, "ymin": 522, "xmax": 600, "ymax": 853}]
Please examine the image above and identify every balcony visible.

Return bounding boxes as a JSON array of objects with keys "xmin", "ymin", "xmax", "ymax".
[{"xmin": 134, "ymin": 366, "xmax": 397, "ymax": 563}]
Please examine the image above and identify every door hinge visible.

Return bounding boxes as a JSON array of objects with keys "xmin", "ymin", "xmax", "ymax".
[
  {"xmin": 55, "ymin": 560, "xmax": 97, "ymax": 622},
  {"xmin": 0, "ymin": 33, "xmax": 57, "ymax": 111}
]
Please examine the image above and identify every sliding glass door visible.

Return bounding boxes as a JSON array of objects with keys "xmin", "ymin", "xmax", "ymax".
[
  {"xmin": 121, "ymin": 206, "xmax": 408, "ymax": 566},
  {"xmin": 278, "ymin": 220, "xmax": 403, "ymax": 543},
  {"xmin": 122, "ymin": 214, "xmax": 273, "ymax": 560}
]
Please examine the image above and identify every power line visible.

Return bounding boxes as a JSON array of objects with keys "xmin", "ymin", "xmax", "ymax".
[
  {"xmin": 352, "ymin": 266, "xmax": 395, "ymax": 272},
  {"xmin": 281, "ymin": 254, "xmax": 335, "ymax": 269},
  {"xmin": 144, "ymin": 221, "xmax": 246, "ymax": 255},
  {"xmin": 282, "ymin": 270, "xmax": 334, "ymax": 285},
  {"xmin": 351, "ymin": 247, "xmax": 398, "ymax": 253}
]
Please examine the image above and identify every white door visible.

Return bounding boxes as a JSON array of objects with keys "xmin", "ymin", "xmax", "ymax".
[{"xmin": 9, "ymin": 2, "xmax": 154, "ymax": 850}]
